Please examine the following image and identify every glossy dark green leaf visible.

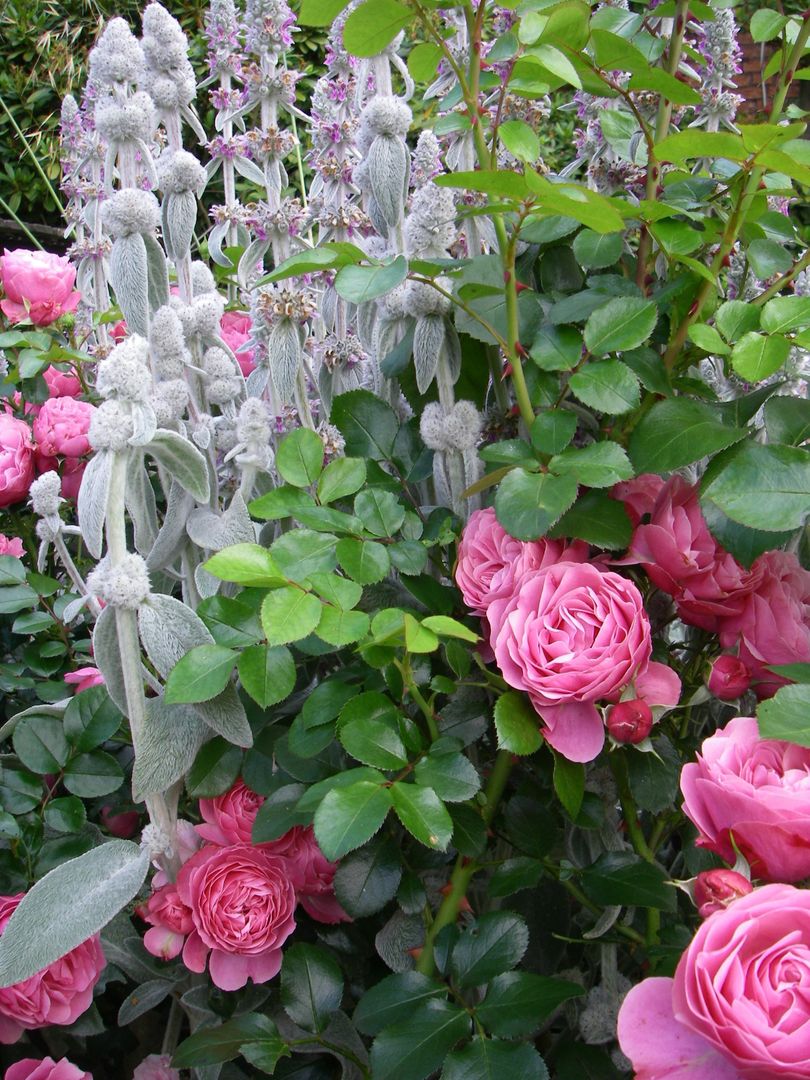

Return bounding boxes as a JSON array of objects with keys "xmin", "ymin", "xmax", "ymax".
[
  {"xmin": 63, "ymin": 751, "xmax": 124, "ymax": 798},
  {"xmin": 354, "ymin": 972, "xmax": 447, "ymax": 1036},
  {"xmin": 186, "ymin": 737, "xmax": 243, "ymax": 798},
  {"xmin": 442, "ymin": 1037, "xmax": 549, "ymax": 1079},
  {"xmin": 494, "ymin": 468, "xmax": 577, "ymax": 541},
  {"xmin": 581, "ymin": 852, "xmax": 676, "ymax": 911},
  {"xmin": 13, "ymin": 715, "xmax": 69, "ymax": 774},
  {"xmin": 702, "ymin": 441, "xmax": 810, "ymax": 531},
  {"xmin": 391, "ymin": 782, "xmax": 453, "ymax": 851},
  {"xmin": 332, "ymin": 390, "xmax": 399, "ymax": 461},
  {"xmin": 276, "ymin": 428, "xmax": 325, "ymax": 487},
  {"xmin": 369, "ymin": 999, "xmax": 470, "ymax": 1080},
  {"xmin": 333, "ymin": 836, "xmax": 402, "ymax": 918},
  {"xmin": 238, "ymin": 644, "xmax": 296, "ymax": 708},
  {"xmin": 569, "ymin": 360, "xmax": 640, "ymax": 414},
  {"xmin": 314, "ymin": 780, "xmax": 393, "ymax": 861},
  {"xmin": 758, "ymin": 683, "xmax": 810, "ymax": 746},
  {"xmin": 261, "ymin": 587, "xmax": 323, "ymax": 645},
  {"xmin": 450, "ymin": 912, "xmax": 530, "ymax": 989},
  {"xmin": 173, "ymin": 1014, "xmax": 284, "ymax": 1067},
  {"xmin": 336, "ymin": 538, "xmax": 391, "ymax": 584},
  {"xmin": 414, "ymin": 749, "xmax": 480, "ymax": 802},
  {"xmin": 164, "ymin": 644, "xmax": 236, "ymax": 705},
  {"xmin": 494, "ymin": 692, "xmax": 542, "ymax": 756},
  {"xmin": 629, "ymin": 399, "xmax": 746, "ymax": 472},
  {"xmin": 281, "ymin": 943, "xmax": 344, "ymax": 1033}
]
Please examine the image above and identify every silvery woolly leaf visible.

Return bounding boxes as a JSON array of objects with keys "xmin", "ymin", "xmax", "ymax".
[
  {"xmin": 61, "ymin": 594, "xmax": 90, "ymax": 625},
  {"xmin": 268, "ymin": 319, "xmax": 302, "ymax": 404},
  {"xmin": 138, "ymin": 593, "xmax": 213, "ymax": 679},
  {"xmin": 444, "ymin": 320, "xmax": 462, "ymax": 383},
  {"xmin": 234, "ymin": 155, "xmax": 268, "ymax": 187},
  {"xmin": 125, "ymin": 451, "xmax": 158, "ymax": 554},
  {"xmin": 245, "ymin": 364, "xmax": 270, "ymax": 399},
  {"xmin": 145, "ymin": 430, "xmax": 210, "ymax": 503},
  {"xmin": 194, "ymin": 562, "xmax": 221, "ymax": 599},
  {"xmin": 368, "ymin": 135, "xmax": 410, "ymax": 229},
  {"xmin": 162, "ymin": 190, "xmax": 197, "ymax": 262},
  {"xmin": 193, "ymin": 683, "xmax": 252, "ymax": 748},
  {"xmin": 238, "ymin": 237, "xmax": 270, "ymax": 291},
  {"xmin": 0, "ymin": 841, "xmax": 149, "ymax": 988},
  {"xmin": 93, "ymin": 604, "xmax": 129, "ymax": 714},
  {"xmin": 146, "ymin": 482, "xmax": 195, "ymax": 571},
  {"xmin": 413, "ymin": 313, "xmax": 445, "ymax": 394},
  {"xmin": 129, "ymin": 402, "xmax": 158, "ymax": 448},
  {"xmin": 375, "ymin": 911, "xmax": 424, "ymax": 973},
  {"xmin": 318, "ymin": 367, "xmax": 335, "ymax": 417},
  {"xmin": 357, "ymin": 300, "xmax": 377, "ymax": 351},
  {"xmin": 207, "ymin": 222, "xmax": 232, "ymax": 268},
  {"xmin": 132, "ymin": 695, "xmax": 207, "ymax": 800},
  {"xmin": 144, "ymin": 234, "xmax": 170, "ymax": 314},
  {"xmin": 77, "ymin": 449, "xmax": 113, "ymax": 559},
  {"xmin": 110, "ymin": 233, "xmax": 149, "ymax": 337},
  {"xmin": 186, "ymin": 492, "xmax": 254, "ymax": 552}
]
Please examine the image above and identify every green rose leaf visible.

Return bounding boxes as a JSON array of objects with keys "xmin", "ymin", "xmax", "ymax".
[
  {"xmin": 549, "ymin": 440, "xmax": 633, "ymax": 488},
  {"xmin": 164, "ymin": 644, "xmax": 236, "ymax": 705},
  {"xmin": 569, "ymin": 360, "xmax": 640, "ymax": 414},
  {"xmin": 314, "ymin": 780, "xmax": 393, "ymax": 861},
  {"xmin": 369, "ymin": 1000, "xmax": 471, "ymax": 1080},
  {"xmin": 355, "ymin": 972, "xmax": 447, "ymax": 1036},
  {"xmin": 442, "ymin": 1038, "xmax": 549, "ymax": 1079},
  {"xmin": 237, "ymin": 644, "xmax": 296, "ymax": 708},
  {"xmin": 629, "ymin": 398, "xmax": 746, "ymax": 472},
  {"xmin": 494, "ymin": 692, "xmax": 543, "ymax": 756},
  {"xmin": 391, "ymin": 782, "xmax": 453, "ymax": 850},
  {"xmin": 333, "ymin": 836, "xmax": 403, "ymax": 918},
  {"xmin": 583, "ymin": 297, "xmax": 657, "ymax": 356},
  {"xmin": 581, "ymin": 851, "xmax": 677, "ymax": 911},
  {"xmin": 450, "ymin": 911, "xmax": 530, "ymax": 989},
  {"xmin": 204, "ymin": 544, "xmax": 286, "ymax": 587},
  {"xmin": 173, "ymin": 1014, "xmax": 285, "ymax": 1068},
  {"xmin": 702, "ymin": 442, "xmax": 810, "ymax": 531},
  {"xmin": 476, "ymin": 972, "xmax": 584, "ymax": 1037},
  {"xmin": 758, "ymin": 684, "xmax": 810, "ymax": 746},
  {"xmin": 494, "ymin": 468, "xmax": 577, "ymax": 541},
  {"xmin": 276, "ymin": 427, "xmax": 325, "ymax": 487},
  {"xmin": 318, "ymin": 456, "xmax": 368, "ymax": 503},
  {"xmin": 281, "ymin": 943, "xmax": 344, "ymax": 1033},
  {"xmin": 731, "ymin": 332, "xmax": 790, "ymax": 382},
  {"xmin": 261, "ymin": 587, "xmax": 323, "ymax": 645}
]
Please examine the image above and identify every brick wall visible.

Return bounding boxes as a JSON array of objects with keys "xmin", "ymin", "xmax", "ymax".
[{"xmin": 736, "ymin": 30, "xmax": 803, "ymax": 117}]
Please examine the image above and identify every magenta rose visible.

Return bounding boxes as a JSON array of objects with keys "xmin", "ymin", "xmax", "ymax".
[
  {"xmin": 132, "ymin": 1056, "xmax": 179, "ymax": 1080},
  {"xmin": 489, "ymin": 561, "xmax": 677, "ymax": 762},
  {"xmin": 0, "ymin": 415, "xmax": 34, "ymax": 508},
  {"xmin": 629, "ymin": 476, "xmax": 755, "ymax": 632},
  {"xmin": 621, "ymin": 884, "xmax": 810, "ymax": 1079},
  {"xmin": 455, "ymin": 507, "xmax": 587, "ymax": 616},
  {"xmin": 220, "ymin": 311, "xmax": 255, "ymax": 376},
  {"xmin": 196, "ymin": 778, "xmax": 265, "ymax": 846},
  {"xmin": 718, "ymin": 550, "xmax": 810, "ymax": 699},
  {"xmin": 0, "ymin": 250, "xmax": 81, "ymax": 327},
  {"xmin": 176, "ymin": 844, "xmax": 296, "ymax": 990},
  {"xmin": 0, "ymin": 535, "xmax": 24, "ymax": 558},
  {"xmin": 63, "ymin": 667, "xmax": 104, "ymax": 694},
  {"xmin": 693, "ymin": 869, "xmax": 753, "ymax": 918},
  {"xmin": 42, "ymin": 366, "xmax": 81, "ymax": 398},
  {"xmin": 4, "ymin": 1058, "xmax": 91, "ymax": 1080},
  {"xmin": 680, "ymin": 715, "xmax": 810, "ymax": 883},
  {"xmin": 33, "ymin": 397, "xmax": 95, "ymax": 458},
  {"xmin": 0, "ymin": 894, "xmax": 105, "ymax": 1043},
  {"xmin": 262, "ymin": 826, "xmax": 351, "ymax": 924}
]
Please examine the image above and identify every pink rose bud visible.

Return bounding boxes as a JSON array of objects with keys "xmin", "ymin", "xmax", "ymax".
[
  {"xmin": 100, "ymin": 806, "xmax": 140, "ymax": 839},
  {"xmin": 694, "ymin": 868, "xmax": 753, "ymax": 918},
  {"xmin": 606, "ymin": 699, "xmax": 653, "ymax": 744},
  {"xmin": 707, "ymin": 655, "xmax": 750, "ymax": 700},
  {"xmin": 0, "ymin": 248, "xmax": 81, "ymax": 327}
]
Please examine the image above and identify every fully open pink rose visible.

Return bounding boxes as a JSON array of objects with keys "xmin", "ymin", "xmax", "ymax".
[
  {"xmin": 262, "ymin": 826, "xmax": 351, "ymax": 924},
  {"xmin": 0, "ymin": 894, "xmax": 105, "ymax": 1043},
  {"xmin": 33, "ymin": 397, "xmax": 95, "ymax": 458},
  {"xmin": 4, "ymin": 1058, "xmax": 92, "ymax": 1080},
  {"xmin": 42, "ymin": 366, "xmax": 81, "ymax": 398},
  {"xmin": 177, "ymin": 844, "xmax": 296, "ymax": 990},
  {"xmin": 197, "ymin": 779, "xmax": 265, "ymax": 846},
  {"xmin": 132, "ymin": 1055, "xmax": 179, "ymax": 1080},
  {"xmin": 489, "ymin": 562, "xmax": 659, "ymax": 761},
  {"xmin": 0, "ymin": 415, "xmax": 34, "ymax": 508},
  {"xmin": 0, "ymin": 535, "xmax": 24, "ymax": 558},
  {"xmin": 629, "ymin": 476, "xmax": 755, "ymax": 632},
  {"xmin": 680, "ymin": 715, "xmax": 810, "ymax": 883},
  {"xmin": 0, "ymin": 250, "xmax": 81, "ymax": 327},
  {"xmin": 220, "ymin": 311, "xmax": 255, "ymax": 376},
  {"xmin": 455, "ymin": 507, "xmax": 587, "ymax": 616},
  {"xmin": 718, "ymin": 550, "xmax": 810, "ymax": 699}
]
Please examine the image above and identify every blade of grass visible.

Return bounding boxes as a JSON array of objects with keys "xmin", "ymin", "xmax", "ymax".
[{"xmin": 0, "ymin": 93, "xmax": 64, "ymax": 215}]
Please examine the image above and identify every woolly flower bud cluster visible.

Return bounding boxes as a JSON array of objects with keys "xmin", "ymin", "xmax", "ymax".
[
  {"xmin": 158, "ymin": 150, "xmax": 207, "ymax": 195},
  {"xmin": 191, "ymin": 262, "xmax": 217, "ymax": 296},
  {"xmin": 420, "ymin": 401, "xmax": 482, "ymax": 452},
  {"xmin": 174, "ymin": 293, "xmax": 226, "ymax": 340},
  {"xmin": 151, "ymin": 379, "xmax": 190, "ymax": 426},
  {"xmin": 95, "ymin": 93, "xmax": 156, "ymax": 145},
  {"xmin": 697, "ymin": 8, "xmax": 742, "ymax": 84},
  {"xmin": 149, "ymin": 306, "xmax": 190, "ymax": 379},
  {"xmin": 101, "ymin": 190, "xmax": 160, "ymax": 237},
  {"xmin": 29, "ymin": 471, "xmax": 63, "ymax": 520},
  {"xmin": 403, "ymin": 279, "xmax": 452, "ymax": 319},
  {"xmin": 96, "ymin": 337, "xmax": 152, "ymax": 403},
  {"xmin": 406, "ymin": 183, "xmax": 457, "ymax": 258},
  {"xmin": 141, "ymin": 2, "xmax": 196, "ymax": 112},
  {"xmin": 88, "ymin": 401, "xmax": 136, "ymax": 451},
  {"xmin": 88, "ymin": 17, "xmax": 144, "ymax": 87},
  {"xmin": 254, "ymin": 284, "xmax": 316, "ymax": 328},
  {"xmin": 233, "ymin": 398, "xmax": 272, "ymax": 470},
  {"xmin": 244, "ymin": 0, "xmax": 296, "ymax": 59},
  {"xmin": 87, "ymin": 554, "xmax": 151, "ymax": 609},
  {"xmin": 203, "ymin": 346, "xmax": 241, "ymax": 404},
  {"xmin": 357, "ymin": 97, "xmax": 412, "ymax": 153},
  {"xmin": 410, "ymin": 131, "xmax": 442, "ymax": 188},
  {"xmin": 205, "ymin": 0, "xmax": 241, "ymax": 76}
]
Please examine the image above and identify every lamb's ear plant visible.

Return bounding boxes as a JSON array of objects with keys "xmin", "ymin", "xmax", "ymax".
[{"xmin": 0, "ymin": 0, "xmax": 809, "ymax": 1076}]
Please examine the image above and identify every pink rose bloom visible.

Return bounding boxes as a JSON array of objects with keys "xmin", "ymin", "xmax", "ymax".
[
  {"xmin": 0, "ymin": 894, "xmax": 105, "ymax": 1043},
  {"xmin": 197, "ymin": 779, "xmax": 265, "ymax": 846},
  {"xmin": 0, "ymin": 535, "xmax": 24, "ymax": 558},
  {"xmin": 718, "ymin": 550, "xmax": 810, "ymax": 699},
  {"xmin": 110, "ymin": 319, "xmax": 127, "ymax": 342},
  {"xmin": 64, "ymin": 667, "xmax": 104, "ymax": 694},
  {"xmin": 0, "ymin": 250, "xmax": 81, "ymax": 327},
  {"xmin": 489, "ymin": 561, "xmax": 678, "ymax": 762},
  {"xmin": 59, "ymin": 457, "xmax": 86, "ymax": 501},
  {"xmin": 629, "ymin": 476, "xmax": 755, "ymax": 632},
  {"xmin": 141, "ymin": 882, "xmax": 195, "ymax": 961},
  {"xmin": 620, "ymin": 884, "xmax": 810, "ymax": 1079},
  {"xmin": 176, "ymin": 844, "xmax": 296, "ymax": 990},
  {"xmin": 693, "ymin": 869, "xmax": 753, "ymax": 918},
  {"xmin": 706, "ymin": 654, "xmax": 750, "ymax": 701},
  {"xmin": 42, "ymin": 366, "xmax": 81, "ymax": 398},
  {"xmin": 0, "ymin": 414, "xmax": 34, "ymax": 508},
  {"xmin": 262, "ymin": 826, "xmax": 351, "ymax": 924},
  {"xmin": 132, "ymin": 1055, "xmax": 179, "ymax": 1080},
  {"xmin": 33, "ymin": 397, "xmax": 95, "ymax": 458},
  {"xmin": 611, "ymin": 472, "xmax": 665, "ymax": 526},
  {"xmin": 680, "ymin": 715, "xmax": 810, "ymax": 883},
  {"xmin": 220, "ymin": 311, "xmax": 255, "ymax": 376},
  {"xmin": 455, "ymin": 506, "xmax": 588, "ymax": 616},
  {"xmin": 4, "ymin": 1058, "xmax": 91, "ymax": 1080}
]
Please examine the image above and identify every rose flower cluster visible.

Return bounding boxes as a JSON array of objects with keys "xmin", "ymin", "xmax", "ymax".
[{"xmin": 138, "ymin": 780, "xmax": 348, "ymax": 991}]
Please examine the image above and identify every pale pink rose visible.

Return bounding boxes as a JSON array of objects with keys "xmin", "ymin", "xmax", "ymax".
[
  {"xmin": 140, "ymin": 883, "xmax": 195, "ymax": 961},
  {"xmin": 132, "ymin": 1055, "xmax": 179, "ymax": 1080},
  {"xmin": 0, "ymin": 414, "xmax": 34, "ymax": 508},
  {"xmin": 4, "ymin": 1058, "xmax": 92, "ymax": 1080},
  {"xmin": 0, "ymin": 894, "xmax": 105, "ymax": 1043},
  {"xmin": 718, "ymin": 550, "xmax": 810, "ymax": 699},
  {"xmin": 0, "ymin": 250, "xmax": 81, "ymax": 327},
  {"xmin": 33, "ymin": 397, "xmax": 95, "ymax": 458},
  {"xmin": 64, "ymin": 667, "xmax": 104, "ymax": 694},
  {"xmin": 0, "ymin": 535, "xmax": 24, "ymax": 558},
  {"xmin": 196, "ymin": 779, "xmax": 265, "ymax": 846},
  {"xmin": 669, "ymin": 884, "xmax": 810, "ymax": 1078},
  {"xmin": 680, "ymin": 716, "xmax": 810, "ymax": 883},
  {"xmin": 693, "ymin": 869, "xmax": 753, "ymax": 918},
  {"xmin": 629, "ymin": 476, "xmax": 756, "ymax": 632},
  {"xmin": 42, "ymin": 366, "xmax": 81, "ymax": 398},
  {"xmin": 177, "ymin": 844, "xmax": 296, "ymax": 990},
  {"xmin": 455, "ymin": 507, "xmax": 588, "ymax": 616},
  {"xmin": 220, "ymin": 311, "xmax": 255, "ymax": 376},
  {"xmin": 262, "ymin": 826, "xmax": 351, "ymax": 924},
  {"xmin": 610, "ymin": 472, "xmax": 665, "ymax": 526},
  {"xmin": 489, "ymin": 562, "xmax": 656, "ymax": 762},
  {"xmin": 617, "ymin": 976, "xmax": 740, "ymax": 1080}
]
